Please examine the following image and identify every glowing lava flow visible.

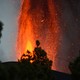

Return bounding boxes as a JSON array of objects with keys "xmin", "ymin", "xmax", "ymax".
[{"xmin": 17, "ymin": 0, "xmax": 61, "ymax": 70}]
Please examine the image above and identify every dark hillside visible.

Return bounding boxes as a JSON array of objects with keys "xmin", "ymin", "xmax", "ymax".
[{"xmin": 0, "ymin": 61, "xmax": 72, "ymax": 80}]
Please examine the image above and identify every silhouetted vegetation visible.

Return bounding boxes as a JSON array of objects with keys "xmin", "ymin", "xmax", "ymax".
[
  {"xmin": 18, "ymin": 40, "xmax": 54, "ymax": 80},
  {"xmin": 0, "ymin": 40, "xmax": 54, "ymax": 80},
  {"xmin": 0, "ymin": 21, "xmax": 3, "ymax": 38},
  {"xmin": 0, "ymin": 21, "xmax": 3, "ymax": 62},
  {"xmin": 69, "ymin": 51, "xmax": 80, "ymax": 80},
  {"xmin": 19, "ymin": 40, "xmax": 52, "ymax": 68}
]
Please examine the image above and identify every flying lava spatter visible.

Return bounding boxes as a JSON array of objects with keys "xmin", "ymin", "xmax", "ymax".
[{"xmin": 17, "ymin": 0, "xmax": 61, "ymax": 70}]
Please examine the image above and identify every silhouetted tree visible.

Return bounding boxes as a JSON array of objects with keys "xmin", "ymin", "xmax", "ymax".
[
  {"xmin": 0, "ymin": 21, "xmax": 3, "ymax": 38},
  {"xmin": 19, "ymin": 40, "xmax": 54, "ymax": 80},
  {"xmin": 20, "ymin": 40, "xmax": 52, "ymax": 69},
  {"xmin": 36, "ymin": 40, "xmax": 40, "ymax": 47},
  {"xmin": 0, "ymin": 40, "xmax": 54, "ymax": 80},
  {"xmin": 0, "ymin": 21, "xmax": 4, "ymax": 80},
  {"xmin": 69, "ymin": 51, "xmax": 80, "ymax": 80}
]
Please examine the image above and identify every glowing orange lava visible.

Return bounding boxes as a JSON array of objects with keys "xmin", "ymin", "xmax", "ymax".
[
  {"xmin": 17, "ymin": 0, "xmax": 35, "ymax": 59},
  {"xmin": 17, "ymin": 0, "xmax": 61, "ymax": 70}
]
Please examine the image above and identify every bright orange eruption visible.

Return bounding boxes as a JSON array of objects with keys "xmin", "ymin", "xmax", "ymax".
[
  {"xmin": 16, "ymin": 0, "xmax": 34, "ymax": 59},
  {"xmin": 17, "ymin": 0, "xmax": 61, "ymax": 70},
  {"xmin": 26, "ymin": 41, "xmax": 33, "ymax": 53}
]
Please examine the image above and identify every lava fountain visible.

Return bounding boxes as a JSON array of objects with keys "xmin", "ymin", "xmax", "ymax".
[{"xmin": 17, "ymin": 0, "xmax": 61, "ymax": 70}]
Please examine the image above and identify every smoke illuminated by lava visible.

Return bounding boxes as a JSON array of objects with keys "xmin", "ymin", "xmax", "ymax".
[{"xmin": 17, "ymin": 0, "xmax": 61, "ymax": 70}]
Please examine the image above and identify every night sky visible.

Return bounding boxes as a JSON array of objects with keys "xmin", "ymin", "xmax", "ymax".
[
  {"xmin": 0, "ymin": 0, "xmax": 80, "ymax": 73},
  {"xmin": 0, "ymin": 0, "xmax": 20, "ymax": 61}
]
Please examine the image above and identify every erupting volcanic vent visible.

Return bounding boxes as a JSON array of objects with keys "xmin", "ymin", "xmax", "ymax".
[{"xmin": 17, "ymin": 0, "xmax": 61, "ymax": 70}]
